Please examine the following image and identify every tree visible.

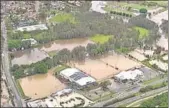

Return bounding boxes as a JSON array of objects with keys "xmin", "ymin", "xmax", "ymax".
[
  {"xmin": 34, "ymin": 62, "xmax": 48, "ymax": 74},
  {"xmin": 139, "ymin": 8, "xmax": 147, "ymax": 14}
]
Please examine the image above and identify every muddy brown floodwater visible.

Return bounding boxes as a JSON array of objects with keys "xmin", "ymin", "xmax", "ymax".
[
  {"xmin": 18, "ymin": 68, "xmax": 66, "ymax": 100},
  {"xmin": 11, "ymin": 48, "xmax": 48, "ymax": 66},
  {"xmin": 40, "ymin": 38, "xmax": 94, "ymax": 52},
  {"xmin": 11, "ymin": 38, "xmax": 94, "ymax": 66}
]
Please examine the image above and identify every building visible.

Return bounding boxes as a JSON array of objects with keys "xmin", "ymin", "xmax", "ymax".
[
  {"xmin": 22, "ymin": 38, "xmax": 37, "ymax": 45},
  {"xmin": 162, "ymin": 55, "xmax": 168, "ymax": 61},
  {"xmin": 114, "ymin": 69, "xmax": 143, "ymax": 83},
  {"xmin": 60, "ymin": 68, "xmax": 96, "ymax": 87},
  {"xmin": 149, "ymin": 60, "xmax": 168, "ymax": 71},
  {"xmin": 16, "ymin": 24, "xmax": 48, "ymax": 32}
]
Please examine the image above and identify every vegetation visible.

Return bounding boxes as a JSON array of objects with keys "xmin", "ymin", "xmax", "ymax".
[
  {"xmin": 134, "ymin": 26, "xmax": 149, "ymax": 39},
  {"xmin": 160, "ymin": 20, "xmax": 168, "ymax": 36},
  {"xmin": 140, "ymin": 82, "xmax": 167, "ymax": 93},
  {"xmin": 103, "ymin": 94, "xmax": 136, "ymax": 107},
  {"xmin": 54, "ymin": 65, "xmax": 68, "ymax": 76},
  {"xmin": 49, "ymin": 13, "xmax": 76, "ymax": 24},
  {"xmin": 139, "ymin": 8, "xmax": 147, "ymax": 14},
  {"xmin": 90, "ymin": 34, "xmax": 112, "ymax": 44},
  {"xmin": 15, "ymin": 79, "xmax": 29, "ymax": 99},
  {"xmin": 140, "ymin": 92, "xmax": 168, "ymax": 107}
]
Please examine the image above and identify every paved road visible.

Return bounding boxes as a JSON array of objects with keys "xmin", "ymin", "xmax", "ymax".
[
  {"xmin": 91, "ymin": 76, "xmax": 167, "ymax": 107},
  {"xmin": 107, "ymin": 86, "xmax": 168, "ymax": 107},
  {"xmin": 1, "ymin": 20, "xmax": 25, "ymax": 107}
]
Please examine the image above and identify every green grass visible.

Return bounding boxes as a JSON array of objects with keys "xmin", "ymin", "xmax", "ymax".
[
  {"xmin": 54, "ymin": 65, "xmax": 68, "ymax": 74},
  {"xmin": 23, "ymin": 33, "xmax": 31, "ymax": 39},
  {"xmin": 143, "ymin": 76, "xmax": 162, "ymax": 85},
  {"xmin": 147, "ymin": 1, "xmax": 168, "ymax": 7},
  {"xmin": 48, "ymin": 50, "xmax": 58, "ymax": 57},
  {"xmin": 104, "ymin": 5, "xmax": 133, "ymax": 15},
  {"xmin": 134, "ymin": 26, "xmax": 149, "ymax": 39},
  {"xmin": 90, "ymin": 34, "xmax": 112, "ymax": 44},
  {"xmin": 15, "ymin": 79, "xmax": 29, "ymax": 99},
  {"xmin": 49, "ymin": 13, "xmax": 76, "ymax": 24}
]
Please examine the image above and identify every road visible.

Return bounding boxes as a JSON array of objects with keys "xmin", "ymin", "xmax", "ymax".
[
  {"xmin": 107, "ymin": 86, "xmax": 168, "ymax": 107},
  {"xmin": 1, "ymin": 20, "xmax": 25, "ymax": 107},
  {"xmin": 91, "ymin": 75, "xmax": 167, "ymax": 107}
]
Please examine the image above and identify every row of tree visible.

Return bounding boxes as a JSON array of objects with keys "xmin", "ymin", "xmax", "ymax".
[
  {"xmin": 140, "ymin": 92, "xmax": 168, "ymax": 107},
  {"xmin": 110, "ymin": 11, "xmax": 132, "ymax": 17},
  {"xmin": 8, "ymin": 11, "xmax": 159, "ymax": 52}
]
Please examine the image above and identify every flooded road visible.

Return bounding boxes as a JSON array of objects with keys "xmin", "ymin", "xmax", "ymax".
[
  {"xmin": 18, "ymin": 68, "xmax": 66, "ymax": 99},
  {"xmin": 11, "ymin": 38, "xmax": 93, "ymax": 66}
]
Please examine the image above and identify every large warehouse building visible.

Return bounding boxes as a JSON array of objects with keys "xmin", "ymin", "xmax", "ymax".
[{"xmin": 60, "ymin": 68, "xmax": 96, "ymax": 87}]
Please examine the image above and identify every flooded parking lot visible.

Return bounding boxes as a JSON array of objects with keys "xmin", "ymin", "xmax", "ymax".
[{"xmin": 18, "ymin": 68, "xmax": 66, "ymax": 99}]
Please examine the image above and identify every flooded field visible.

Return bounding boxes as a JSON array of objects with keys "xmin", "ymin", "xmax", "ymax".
[
  {"xmin": 68, "ymin": 59, "xmax": 119, "ymax": 81},
  {"xmin": 11, "ymin": 38, "xmax": 93, "ymax": 65},
  {"xmin": 100, "ymin": 54, "xmax": 141, "ymax": 71},
  {"xmin": 11, "ymin": 48, "xmax": 48, "ymax": 66},
  {"xmin": 40, "ymin": 38, "xmax": 94, "ymax": 52},
  {"xmin": 18, "ymin": 68, "xmax": 65, "ymax": 99}
]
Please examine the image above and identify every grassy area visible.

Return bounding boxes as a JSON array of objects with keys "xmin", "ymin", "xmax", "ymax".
[
  {"xmin": 147, "ymin": 1, "xmax": 168, "ymax": 7},
  {"xmin": 94, "ymin": 91, "xmax": 115, "ymax": 102},
  {"xmin": 143, "ymin": 76, "xmax": 162, "ymax": 85},
  {"xmin": 48, "ymin": 50, "xmax": 58, "ymax": 57},
  {"xmin": 54, "ymin": 65, "xmax": 68, "ymax": 74},
  {"xmin": 15, "ymin": 79, "xmax": 29, "ymax": 99},
  {"xmin": 49, "ymin": 13, "xmax": 76, "ymax": 24},
  {"xmin": 23, "ymin": 33, "xmax": 31, "ymax": 39},
  {"xmin": 134, "ymin": 26, "xmax": 149, "ymax": 39},
  {"xmin": 90, "ymin": 34, "xmax": 112, "ymax": 44},
  {"xmin": 104, "ymin": 5, "xmax": 133, "ymax": 15}
]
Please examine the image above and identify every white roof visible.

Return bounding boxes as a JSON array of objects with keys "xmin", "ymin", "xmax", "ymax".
[
  {"xmin": 75, "ymin": 77, "xmax": 96, "ymax": 86},
  {"xmin": 17, "ymin": 24, "xmax": 48, "ymax": 32},
  {"xmin": 60, "ymin": 68, "xmax": 80, "ymax": 78},
  {"xmin": 55, "ymin": 88, "xmax": 72, "ymax": 96},
  {"xmin": 149, "ymin": 60, "xmax": 168, "ymax": 71},
  {"xmin": 115, "ymin": 69, "xmax": 143, "ymax": 80},
  {"xmin": 163, "ymin": 55, "xmax": 168, "ymax": 61},
  {"xmin": 45, "ymin": 97, "xmax": 59, "ymax": 107},
  {"xmin": 60, "ymin": 68, "xmax": 96, "ymax": 86}
]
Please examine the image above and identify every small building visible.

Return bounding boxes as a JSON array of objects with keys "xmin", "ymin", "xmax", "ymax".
[
  {"xmin": 149, "ymin": 60, "xmax": 168, "ymax": 71},
  {"xmin": 22, "ymin": 38, "xmax": 37, "ymax": 45},
  {"xmin": 16, "ymin": 24, "xmax": 48, "ymax": 32},
  {"xmin": 162, "ymin": 55, "xmax": 168, "ymax": 61},
  {"xmin": 60, "ymin": 68, "xmax": 96, "ymax": 87},
  {"xmin": 114, "ymin": 69, "xmax": 143, "ymax": 83}
]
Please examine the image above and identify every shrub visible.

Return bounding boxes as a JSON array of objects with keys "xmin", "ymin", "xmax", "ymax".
[{"xmin": 139, "ymin": 8, "xmax": 147, "ymax": 14}]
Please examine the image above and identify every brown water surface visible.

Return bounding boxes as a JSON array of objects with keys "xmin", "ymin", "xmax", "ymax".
[{"xmin": 18, "ymin": 68, "xmax": 65, "ymax": 99}]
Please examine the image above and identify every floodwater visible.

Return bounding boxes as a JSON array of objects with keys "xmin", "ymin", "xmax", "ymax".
[
  {"xmin": 68, "ymin": 54, "xmax": 141, "ymax": 81},
  {"xmin": 11, "ymin": 38, "xmax": 93, "ymax": 65},
  {"xmin": 68, "ymin": 58, "xmax": 119, "ymax": 81},
  {"xmin": 18, "ymin": 68, "xmax": 66, "ymax": 99},
  {"xmin": 100, "ymin": 54, "xmax": 141, "ymax": 71},
  {"xmin": 40, "ymin": 38, "xmax": 94, "ymax": 52},
  {"xmin": 11, "ymin": 48, "xmax": 49, "ymax": 66}
]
